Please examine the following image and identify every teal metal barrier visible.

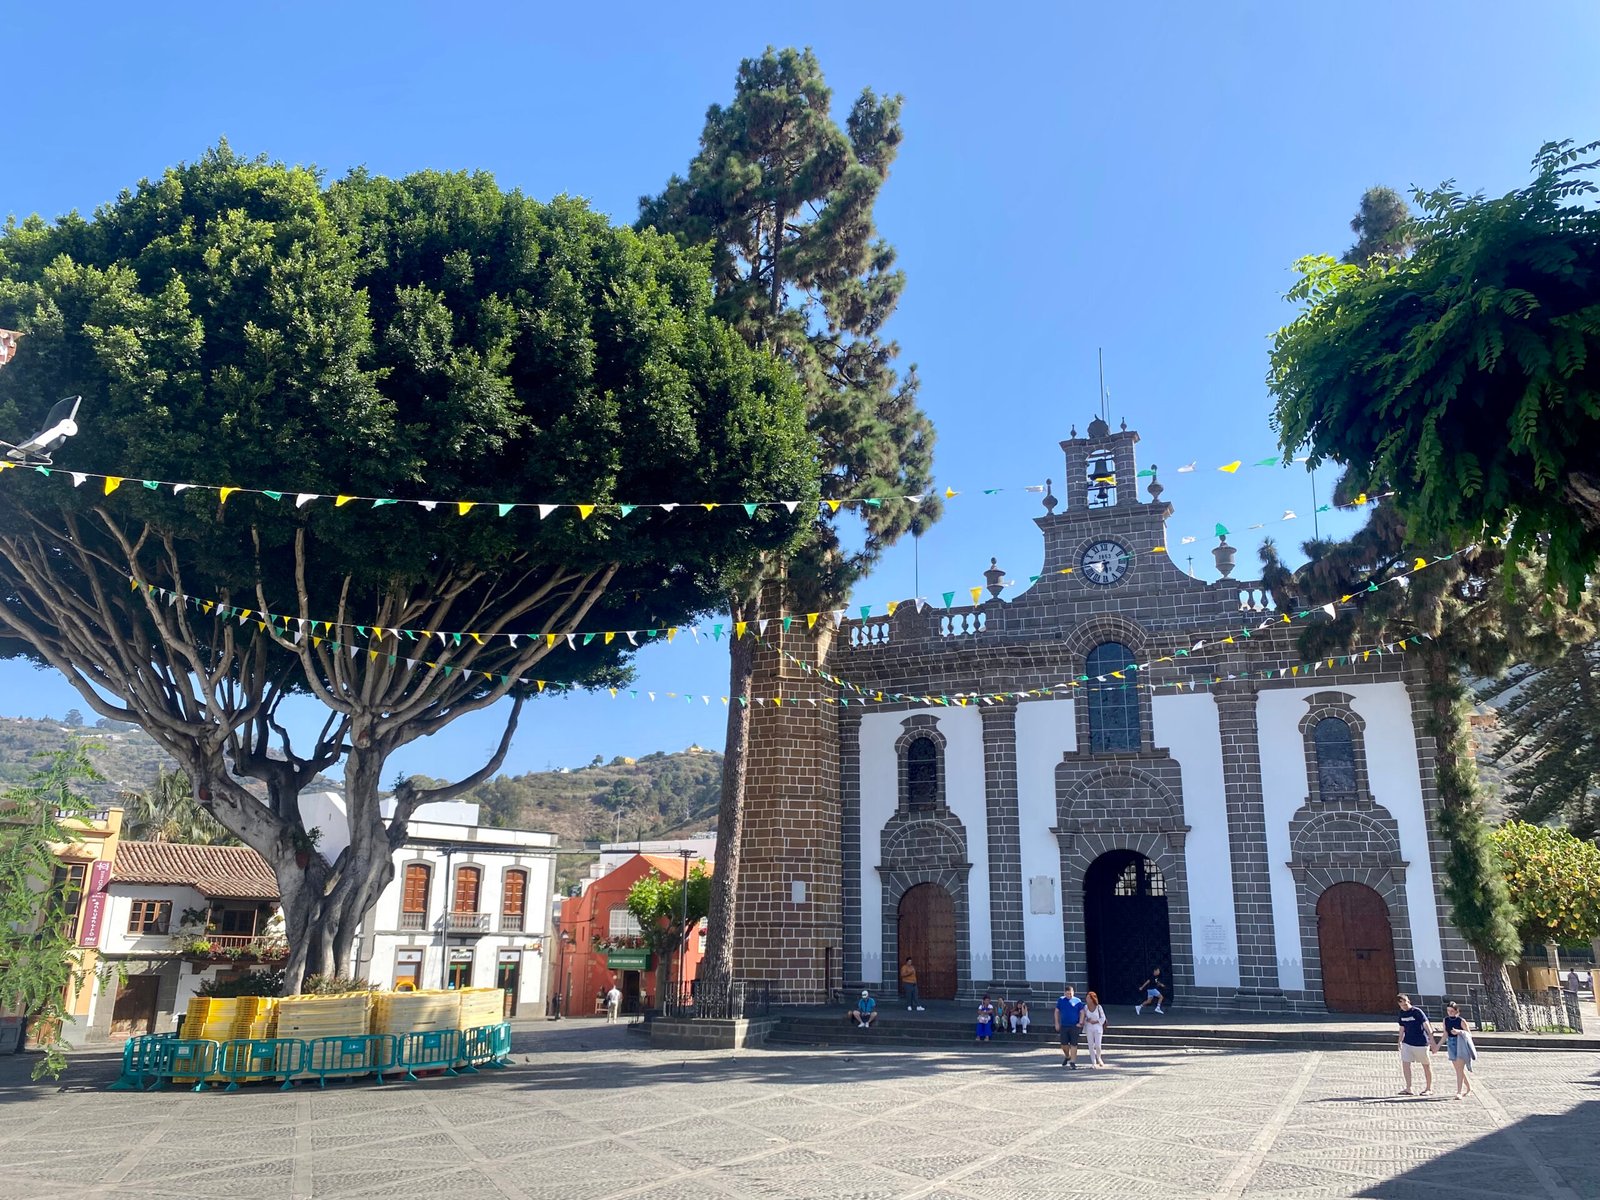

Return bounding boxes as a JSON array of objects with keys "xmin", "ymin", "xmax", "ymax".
[
  {"xmin": 109, "ymin": 1033, "xmax": 177, "ymax": 1091},
  {"xmin": 396, "ymin": 1029, "xmax": 460, "ymax": 1081},
  {"xmin": 216, "ymin": 1038, "xmax": 306, "ymax": 1091},
  {"xmin": 457, "ymin": 1022, "xmax": 512, "ymax": 1071},
  {"xmin": 145, "ymin": 1038, "xmax": 220, "ymax": 1092},
  {"xmin": 301, "ymin": 1034, "xmax": 396, "ymax": 1088}
]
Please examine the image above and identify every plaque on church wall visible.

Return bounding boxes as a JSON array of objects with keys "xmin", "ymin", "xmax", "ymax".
[
  {"xmin": 1202, "ymin": 919, "xmax": 1230, "ymax": 956},
  {"xmin": 1029, "ymin": 876, "xmax": 1057, "ymax": 914}
]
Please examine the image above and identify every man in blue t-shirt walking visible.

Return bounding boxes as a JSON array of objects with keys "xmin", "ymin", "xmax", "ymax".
[
  {"xmin": 1055, "ymin": 985, "xmax": 1087, "ymax": 1069},
  {"xmin": 1395, "ymin": 993, "xmax": 1436, "ymax": 1096}
]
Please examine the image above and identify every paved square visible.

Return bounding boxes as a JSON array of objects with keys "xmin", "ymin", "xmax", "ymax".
[{"xmin": 1, "ymin": 1024, "xmax": 1596, "ymax": 1199}]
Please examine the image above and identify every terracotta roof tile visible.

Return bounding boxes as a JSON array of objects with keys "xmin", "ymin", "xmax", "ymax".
[
  {"xmin": 636, "ymin": 853, "xmax": 713, "ymax": 878},
  {"xmin": 112, "ymin": 840, "xmax": 280, "ymax": 900}
]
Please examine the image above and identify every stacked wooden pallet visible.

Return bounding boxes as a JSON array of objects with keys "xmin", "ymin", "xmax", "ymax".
[
  {"xmin": 274, "ymin": 992, "xmax": 372, "ymax": 1040},
  {"xmin": 372, "ymin": 990, "xmax": 459, "ymax": 1037},
  {"xmin": 456, "ymin": 988, "xmax": 504, "ymax": 1030}
]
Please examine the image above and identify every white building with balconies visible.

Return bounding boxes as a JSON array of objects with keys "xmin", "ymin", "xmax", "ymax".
[{"xmin": 301, "ymin": 794, "xmax": 557, "ymax": 1017}]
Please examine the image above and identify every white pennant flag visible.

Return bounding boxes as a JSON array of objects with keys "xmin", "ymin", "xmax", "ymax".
[
  {"xmin": 538, "ymin": 504, "xmax": 556, "ymax": 519},
  {"xmin": 757, "ymin": 618, "xmax": 769, "ymax": 635},
  {"xmin": 1180, "ymin": 535, "xmax": 1196, "ymax": 544},
  {"xmin": 172, "ymin": 483, "xmax": 191, "ymax": 495},
  {"xmin": 832, "ymin": 609, "xmax": 846, "ymax": 627},
  {"xmin": 914, "ymin": 598, "xmax": 926, "ymax": 613},
  {"xmin": 782, "ymin": 501, "xmax": 799, "ymax": 514},
  {"xmin": 295, "ymin": 493, "xmax": 317, "ymax": 508},
  {"xmin": 506, "ymin": 634, "xmax": 519, "ymax": 647},
  {"xmin": 660, "ymin": 503, "xmax": 678, "ymax": 513},
  {"xmin": 417, "ymin": 500, "xmax": 439, "ymax": 512},
  {"xmin": 625, "ymin": 631, "xmax": 638, "ymax": 646},
  {"xmin": 1321, "ymin": 603, "xmax": 1336, "ymax": 618},
  {"xmin": 565, "ymin": 633, "xmax": 575, "ymax": 649},
  {"xmin": 648, "ymin": 691, "xmax": 656, "ymax": 701},
  {"xmin": 1282, "ymin": 510, "xmax": 1297, "ymax": 520},
  {"xmin": 689, "ymin": 626, "xmax": 701, "ymax": 642},
  {"xmin": 69, "ymin": 473, "xmax": 87, "ymax": 487}
]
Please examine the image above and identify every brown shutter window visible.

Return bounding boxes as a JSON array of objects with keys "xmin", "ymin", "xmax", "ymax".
[
  {"xmin": 402, "ymin": 864, "xmax": 430, "ymax": 914},
  {"xmin": 454, "ymin": 866, "xmax": 481, "ymax": 913},
  {"xmin": 502, "ymin": 870, "xmax": 526, "ymax": 918}
]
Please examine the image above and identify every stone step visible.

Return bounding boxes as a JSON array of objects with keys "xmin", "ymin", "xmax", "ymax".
[{"xmin": 768, "ymin": 1015, "xmax": 1599, "ymax": 1053}]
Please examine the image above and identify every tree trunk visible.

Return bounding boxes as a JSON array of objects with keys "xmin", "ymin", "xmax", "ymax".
[
  {"xmin": 702, "ymin": 603, "xmax": 756, "ymax": 990},
  {"xmin": 1423, "ymin": 647, "xmax": 1525, "ymax": 1030}
]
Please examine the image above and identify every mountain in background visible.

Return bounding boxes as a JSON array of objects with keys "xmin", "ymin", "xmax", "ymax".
[{"xmin": 0, "ymin": 714, "xmax": 172, "ymax": 803}]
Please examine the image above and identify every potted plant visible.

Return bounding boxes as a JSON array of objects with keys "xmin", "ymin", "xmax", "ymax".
[{"xmin": 291, "ymin": 826, "xmax": 322, "ymax": 869}]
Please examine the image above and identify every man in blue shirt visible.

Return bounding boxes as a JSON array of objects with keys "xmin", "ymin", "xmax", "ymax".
[
  {"xmin": 1054, "ymin": 985, "xmax": 1087, "ymax": 1069},
  {"xmin": 1395, "ymin": 993, "xmax": 1436, "ymax": 1095},
  {"xmin": 851, "ymin": 989, "xmax": 878, "ymax": 1029}
]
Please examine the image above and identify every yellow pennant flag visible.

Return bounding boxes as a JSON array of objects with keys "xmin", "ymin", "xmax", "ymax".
[
  {"xmin": 826, "ymin": 500, "xmax": 842, "ymax": 513},
  {"xmin": 1151, "ymin": 545, "xmax": 1165, "ymax": 553},
  {"xmin": 886, "ymin": 600, "xmax": 899, "ymax": 616},
  {"xmin": 219, "ymin": 487, "xmax": 239, "ymax": 504},
  {"xmin": 604, "ymin": 631, "xmax": 615, "ymax": 644},
  {"xmin": 702, "ymin": 502, "xmax": 718, "ymax": 511},
  {"xmin": 372, "ymin": 627, "xmax": 384, "ymax": 640},
  {"xmin": 970, "ymin": 587, "xmax": 982, "ymax": 604},
  {"xmin": 1413, "ymin": 558, "xmax": 1427, "ymax": 570},
  {"xmin": 667, "ymin": 627, "xmax": 677, "ymax": 642},
  {"xmin": 806, "ymin": 613, "xmax": 820, "ymax": 629},
  {"xmin": 773, "ymin": 697, "xmax": 783, "ymax": 707},
  {"xmin": 944, "ymin": 486, "xmax": 959, "ymax": 499},
  {"xmin": 469, "ymin": 633, "xmax": 484, "ymax": 644},
  {"xmin": 735, "ymin": 621, "xmax": 747, "ymax": 639},
  {"xmin": 368, "ymin": 649, "xmax": 379, "ymax": 660},
  {"xmin": 546, "ymin": 634, "xmax": 558, "ymax": 648},
  {"xmin": 536, "ymin": 680, "xmax": 546, "ymax": 692},
  {"xmin": 609, "ymin": 688, "xmax": 617, "ymax": 698},
  {"xmin": 312, "ymin": 636, "xmax": 323, "ymax": 648},
  {"xmin": 1218, "ymin": 461, "xmax": 1241, "ymax": 474},
  {"xmin": 457, "ymin": 501, "xmax": 476, "ymax": 516},
  {"xmin": 335, "ymin": 495, "xmax": 354, "ymax": 507},
  {"xmin": 1111, "ymin": 671, "xmax": 1125, "ymax": 679},
  {"xmin": 1355, "ymin": 492, "xmax": 1368, "ymax": 505},
  {"xmin": 577, "ymin": 504, "xmax": 595, "ymax": 520},
  {"xmin": 1222, "ymin": 636, "xmax": 1235, "ymax": 644},
  {"xmin": 104, "ymin": 477, "xmax": 124, "ymax": 495}
]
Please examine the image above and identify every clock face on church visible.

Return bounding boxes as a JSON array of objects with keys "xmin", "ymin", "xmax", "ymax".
[{"xmin": 1080, "ymin": 540, "xmax": 1130, "ymax": 586}]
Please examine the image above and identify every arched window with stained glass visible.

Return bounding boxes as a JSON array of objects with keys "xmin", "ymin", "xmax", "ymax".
[
  {"xmin": 1086, "ymin": 642, "xmax": 1141, "ymax": 752},
  {"xmin": 906, "ymin": 736, "xmax": 939, "ymax": 811},
  {"xmin": 1313, "ymin": 717, "xmax": 1358, "ymax": 802}
]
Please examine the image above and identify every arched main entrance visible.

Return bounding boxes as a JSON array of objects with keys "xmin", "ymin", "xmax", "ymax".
[
  {"xmin": 1316, "ymin": 882, "xmax": 1398, "ymax": 1014},
  {"xmin": 897, "ymin": 883, "xmax": 957, "ymax": 1000},
  {"xmin": 1084, "ymin": 850, "xmax": 1172, "ymax": 1006}
]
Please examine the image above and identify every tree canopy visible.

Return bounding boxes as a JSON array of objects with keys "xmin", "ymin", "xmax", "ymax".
[
  {"xmin": 1270, "ymin": 140, "xmax": 1600, "ymax": 598},
  {"xmin": 1493, "ymin": 641, "xmax": 1600, "ymax": 841},
  {"xmin": 0, "ymin": 145, "xmax": 816, "ymax": 989},
  {"xmin": 1492, "ymin": 821, "xmax": 1600, "ymax": 948}
]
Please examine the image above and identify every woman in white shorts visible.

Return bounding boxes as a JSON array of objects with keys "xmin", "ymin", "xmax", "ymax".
[
  {"xmin": 1010, "ymin": 1000, "xmax": 1030, "ymax": 1034},
  {"xmin": 1083, "ymin": 990, "xmax": 1108, "ymax": 1066}
]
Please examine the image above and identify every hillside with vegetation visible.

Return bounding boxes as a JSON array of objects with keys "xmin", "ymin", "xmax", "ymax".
[{"xmin": 0, "ymin": 713, "xmax": 174, "ymax": 804}]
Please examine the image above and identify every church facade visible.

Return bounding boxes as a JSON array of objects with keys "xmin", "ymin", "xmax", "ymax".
[{"xmin": 730, "ymin": 419, "xmax": 1479, "ymax": 1013}]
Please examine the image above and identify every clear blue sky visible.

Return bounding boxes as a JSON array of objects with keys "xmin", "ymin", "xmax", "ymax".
[{"xmin": 2, "ymin": 2, "xmax": 1596, "ymax": 780}]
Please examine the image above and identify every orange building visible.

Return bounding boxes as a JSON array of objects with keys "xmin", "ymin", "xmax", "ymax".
[{"xmin": 553, "ymin": 853, "xmax": 710, "ymax": 1017}]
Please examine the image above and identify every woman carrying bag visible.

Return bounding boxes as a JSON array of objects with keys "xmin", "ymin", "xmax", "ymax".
[{"xmin": 1440, "ymin": 1001, "xmax": 1477, "ymax": 1097}]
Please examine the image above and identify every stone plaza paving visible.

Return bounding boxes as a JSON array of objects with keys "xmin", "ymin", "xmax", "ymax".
[{"xmin": 0, "ymin": 1023, "xmax": 1595, "ymax": 1200}]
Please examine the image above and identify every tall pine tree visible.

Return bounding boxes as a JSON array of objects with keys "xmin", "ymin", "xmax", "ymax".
[
  {"xmin": 1494, "ymin": 642, "xmax": 1600, "ymax": 841},
  {"xmin": 639, "ymin": 47, "xmax": 938, "ymax": 986}
]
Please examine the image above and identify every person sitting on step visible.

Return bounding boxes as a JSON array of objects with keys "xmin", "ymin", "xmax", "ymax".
[{"xmin": 851, "ymin": 989, "xmax": 878, "ymax": 1029}]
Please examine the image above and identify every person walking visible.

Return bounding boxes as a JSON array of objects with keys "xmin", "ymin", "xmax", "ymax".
[
  {"xmin": 605, "ymin": 982, "xmax": 622, "ymax": 1024},
  {"xmin": 1395, "ymin": 994, "xmax": 1436, "ymax": 1096},
  {"xmin": 975, "ymin": 994, "xmax": 997, "ymax": 1042},
  {"xmin": 1083, "ymin": 990, "xmax": 1108, "ymax": 1067},
  {"xmin": 900, "ymin": 957, "xmax": 924, "ymax": 1011},
  {"xmin": 1441, "ymin": 1001, "xmax": 1476, "ymax": 1097},
  {"xmin": 1054, "ymin": 985, "xmax": 1086, "ymax": 1069},
  {"xmin": 1134, "ymin": 967, "xmax": 1165, "ymax": 1015}
]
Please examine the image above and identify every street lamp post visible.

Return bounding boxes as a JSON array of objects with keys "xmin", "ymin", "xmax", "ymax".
[{"xmin": 677, "ymin": 849, "xmax": 694, "ymax": 1008}]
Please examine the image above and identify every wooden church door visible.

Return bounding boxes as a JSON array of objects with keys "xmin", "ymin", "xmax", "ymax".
[
  {"xmin": 1317, "ymin": 882, "xmax": 1399, "ymax": 1014},
  {"xmin": 898, "ymin": 884, "xmax": 957, "ymax": 1000}
]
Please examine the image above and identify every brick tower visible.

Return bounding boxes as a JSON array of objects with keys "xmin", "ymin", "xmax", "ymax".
[{"xmin": 729, "ymin": 585, "xmax": 842, "ymax": 1002}]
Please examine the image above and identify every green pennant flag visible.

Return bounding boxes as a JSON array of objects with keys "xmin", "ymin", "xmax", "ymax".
[
  {"xmin": 497, "ymin": 503, "xmax": 514, "ymax": 517},
  {"xmin": 452, "ymin": 632, "xmax": 463, "ymax": 645},
  {"xmin": 983, "ymin": 488, "xmax": 1000, "ymax": 495},
  {"xmin": 1029, "ymin": 575, "xmax": 1040, "ymax": 582},
  {"xmin": 142, "ymin": 479, "xmax": 160, "ymax": 490},
  {"xmin": 1316, "ymin": 504, "xmax": 1331, "ymax": 513},
  {"xmin": 942, "ymin": 591, "xmax": 956, "ymax": 608},
  {"xmin": 1215, "ymin": 523, "xmax": 1229, "ymax": 537},
  {"xmin": 863, "ymin": 498, "xmax": 882, "ymax": 508},
  {"xmin": 646, "ymin": 629, "xmax": 658, "ymax": 639},
  {"xmin": 387, "ymin": 655, "xmax": 397, "ymax": 666},
  {"xmin": 712, "ymin": 624, "xmax": 724, "ymax": 641},
  {"xmin": 859, "ymin": 606, "xmax": 872, "ymax": 619},
  {"xmin": 356, "ymin": 626, "xmax": 367, "ymax": 637},
  {"xmin": 33, "ymin": 467, "xmax": 50, "ymax": 476},
  {"xmin": 1136, "ymin": 468, "xmax": 1155, "ymax": 478},
  {"xmin": 619, "ymin": 504, "xmax": 636, "ymax": 517},
  {"xmin": 1367, "ymin": 582, "xmax": 1379, "ymax": 592},
  {"xmin": 263, "ymin": 490, "xmax": 283, "ymax": 501},
  {"xmin": 441, "ymin": 665, "xmax": 453, "ymax": 677},
  {"xmin": 1254, "ymin": 456, "xmax": 1279, "ymax": 467},
  {"xmin": 582, "ymin": 633, "xmax": 596, "ymax": 645},
  {"xmin": 372, "ymin": 498, "xmax": 397, "ymax": 508},
  {"xmin": 782, "ymin": 616, "xmax": 794, "ymax": 632},
  {"xmin": 742, "ymin": 503, "xmax": 758, "ymax": 518}
]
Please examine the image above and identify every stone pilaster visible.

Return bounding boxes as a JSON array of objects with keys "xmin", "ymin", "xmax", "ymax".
[
  {"xmin": 980, "ymin": 703, "xmax": 1027, "ymax": 989},
  {"xmin": 1214, "ymin": 685, "xmax": 1282, "ymax": 1003},
  {"xmin": 839, "ymin": 710, "xmax": 863, "ymax": 987}
]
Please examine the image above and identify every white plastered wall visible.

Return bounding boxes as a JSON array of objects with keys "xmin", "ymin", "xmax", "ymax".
[
  {"xmin": 858, "ymin": 706, "xmax": 990, "ymax": 985},
  {"xmin": 1016, "ymin": 699, "xmax": 1074, "ymax": 982},
  {"xmin": 1153, "ymin": 692, "xmax": 1240, "ymax": 988}
]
